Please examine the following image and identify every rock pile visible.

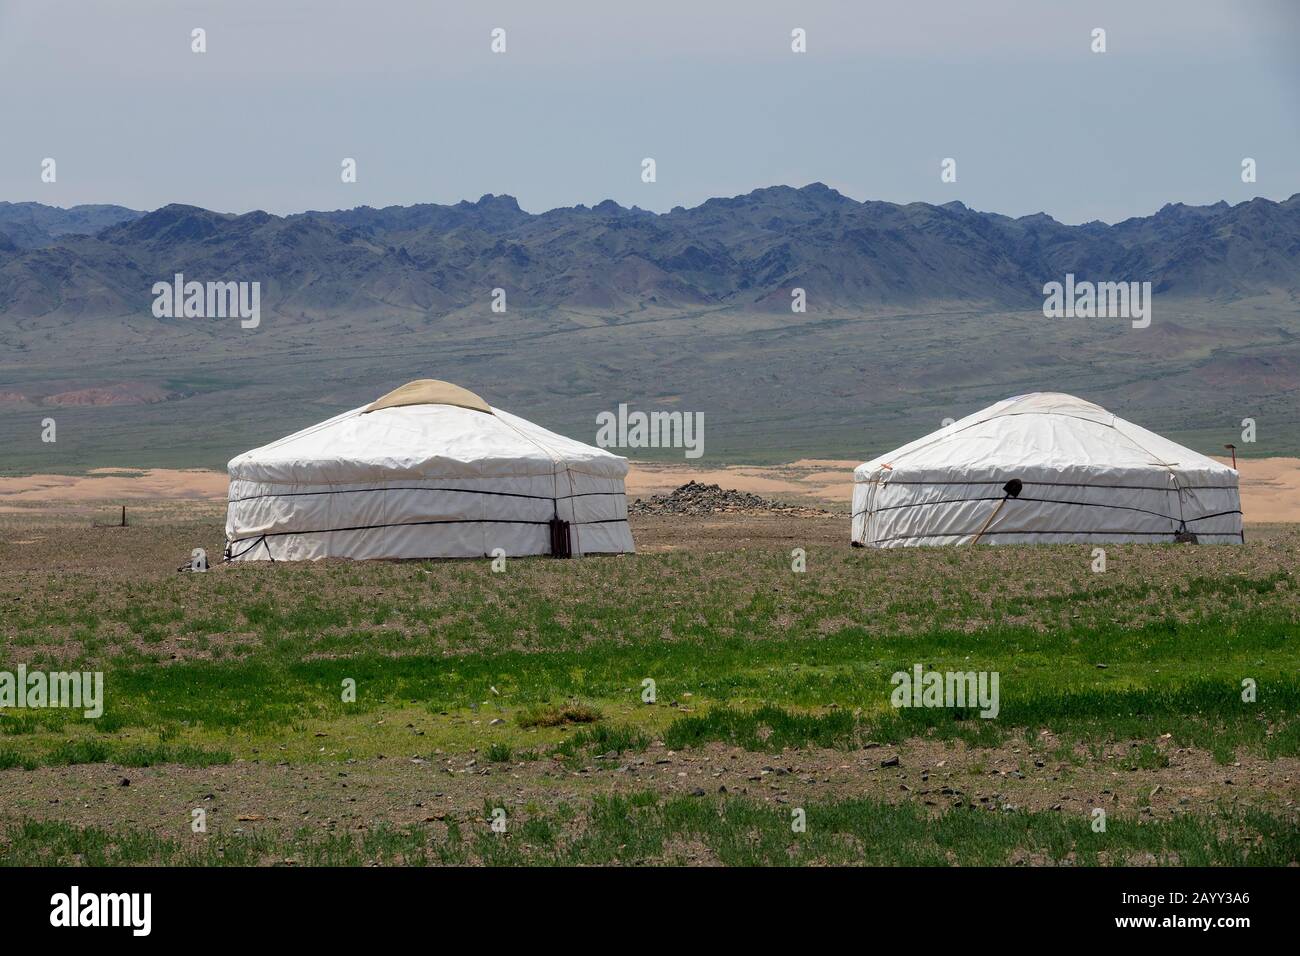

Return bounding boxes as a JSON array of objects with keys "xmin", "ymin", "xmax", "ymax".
[{"xmin": 628, "ymin": 481, "xmax": 830, "ymax": 517}]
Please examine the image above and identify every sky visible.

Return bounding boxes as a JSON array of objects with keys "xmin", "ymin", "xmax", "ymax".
[{"xmin": 1, "ymin": 0, "xmax": 1297, "ymax": 224}]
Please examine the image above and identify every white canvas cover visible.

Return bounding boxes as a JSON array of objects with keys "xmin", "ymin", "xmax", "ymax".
[
  {"xmin": 852, "ymin": 393, "xmax": 1242, "ymax": 547},
  {"xmin": 225, "ymin": 382, "xmax": 635, "ymax": 561}
]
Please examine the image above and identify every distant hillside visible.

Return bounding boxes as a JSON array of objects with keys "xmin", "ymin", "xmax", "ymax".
[
  {"xmin": 0, "ymin": 187, "xmax": 1297, "ymax": 472},
  {"xmin": 0, "ymin": 201, "xmax": 143, "ymax": 250},
  {"xmin": 1, "ymin": 187, "xmax": 1298, "ymax": 319}
]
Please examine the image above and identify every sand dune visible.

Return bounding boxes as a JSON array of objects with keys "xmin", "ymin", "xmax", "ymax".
[
  {"xmin": 1220, "ymin": 457, "xmax": 1300, "ymax": 523},
  {"xmin": 1, "ymin": 458, "xmax": 1296, "ymax": 523},
  {"xmin": 0, "ymin": 468, "xmax": 227, "ymax": 511}
]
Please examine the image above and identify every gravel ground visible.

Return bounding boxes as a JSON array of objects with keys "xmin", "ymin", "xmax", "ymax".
[{"xmin": 4, "ymin": 735, "xmax": 1295, "ymax": 845}]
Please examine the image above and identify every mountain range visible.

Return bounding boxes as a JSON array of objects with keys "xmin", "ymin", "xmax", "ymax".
[
  {"xmin": 1, "ymin": 186, "xmax": 1297, "ymax": 472},
  {"xmin": 2, "ymin": 185, "xmax": 1298, "ymax": 320}
]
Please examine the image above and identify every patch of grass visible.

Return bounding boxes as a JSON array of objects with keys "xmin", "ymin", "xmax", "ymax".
[
  {"xmin": 551, "ymin": 723, "xmax": 651, "ymax": 767},
  {"xmin": 3, "ymin": 610, "xmax": 1292, "ymax": 765},
  {"xmin": 0, "ymin": 713, "xmax": 66, "ymax": 735},
  {"xmin": 516, "ymin": 703, "xmax": 601, "ymax": 729},
  {"xmin": 0, "ymin": 748, "xmax": 38, "ymax": 770},
  {"xmin": 3, "ymin": 795, "xmax": 1295, "ymax": 867},
  {"xmin": 665, "ymin": 704, "xmax": 857, "ymax": 751},
  {"xmin": 485, "ymin": 743, "xmax": 512, "ymax": 763},
  {"xmin": 659, "ymin": 692, "xmax": 1297, "ymax": 764},
  {"xmin": 114, "ymin": 744, "xmax": 233, "ymax": 768},
  {"xmin": 45, "ymin": 740, "xmax": 113, "ymax": 766},
  {"xmin": 0, "ymin": 819, "xmax": 182, "ymax": 866},
  {"xmin": 1120, "ymin": 743, "xmax": 1172, "ymax": 771},
  {"xmin": 0, "ymin": 740, "xmax": 231, "ymax": 770}
]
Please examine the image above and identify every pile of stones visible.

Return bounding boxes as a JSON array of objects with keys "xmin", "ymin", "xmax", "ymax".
[{"xmin": 628, "ymin": 481, "xmax": 829, "ymax": 517}]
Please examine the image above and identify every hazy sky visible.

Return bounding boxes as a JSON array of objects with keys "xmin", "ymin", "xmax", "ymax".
[{"xmin": 2, "ymin": 0, "xmax": 1297, "ymax": 223}]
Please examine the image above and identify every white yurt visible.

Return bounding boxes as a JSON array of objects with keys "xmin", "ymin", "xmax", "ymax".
[
  {"xmin": 225, "ymin": 380, "xmax": 635, "ymax": 561},
  {"xmin": 852, "ymin": 392, "xmax": 1242, "ymax": 548}
]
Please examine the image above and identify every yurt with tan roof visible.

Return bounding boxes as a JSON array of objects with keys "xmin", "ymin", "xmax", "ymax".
[
  {"xmin": 852, "ymin": 392, "xmax": 1242, "ymax": 548},
  {"xmin": 224, "ymin": 380, "xmax": 634, "ymax": 561}
]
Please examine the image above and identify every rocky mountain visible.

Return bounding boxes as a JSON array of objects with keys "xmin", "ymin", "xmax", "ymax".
[
  {"xmin": 1, "ymin": 187, "xmax": 1297, "ymax": 472},
  {"xmin": 1, "ymin": 187, "xmax": 1297, "ymax": 321},
  {"xmin": 0, "ymin": 201, "xmax": 143, "ymax": 250}
]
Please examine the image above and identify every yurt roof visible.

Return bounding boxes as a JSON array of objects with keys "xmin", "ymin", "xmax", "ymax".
[
  {"xmin": 365, "ymin": 379, "xmax": 492, "ymax": 415},
  {"xmin": 228, "ymin": 381, "xmax": 626, "ymax": 483},
  {"xmin": 856, "ymin": 392, "xmax": 1234, "ymax": 480}
]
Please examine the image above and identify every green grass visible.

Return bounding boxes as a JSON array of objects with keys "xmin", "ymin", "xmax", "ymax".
[
  {"xmin": 550, "ymin": 722, "xmax": 652, "ymax": 768},
  {"xmin": 2, "ymin": 609, "xmax": 1296, "ymax": 766},
  {"xmin": 516, "ymin": 703, "xmax": 601, "ymax": 728},
  {"xmin": 0, "ymin": 740, "xmax": 231, "ymax": 770},
  {"xmin": 665, "ymin": 704, "xmax": 859, "ymax": 751},
  {"xmin": 1120, "ymin": 743, "xmax": 1173, "ymax": 771},
  {"xmin": 89, "ymin": 611, "xmax": 1300, "ymax": 724},
  {"xmin": 3, "ymin": 524, "xmax": 1298, "ymax": 867},
  {"xmin": 8, "ymin": 540, "xmax": 1296, "ymax": 675},
  {"xmin": 2, "ymin": 794, "xmax": 1294, "ymax": 866},
  {"xmin": 659, "ymin": 685, "xmax": 1296, "ymax": 764}
]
